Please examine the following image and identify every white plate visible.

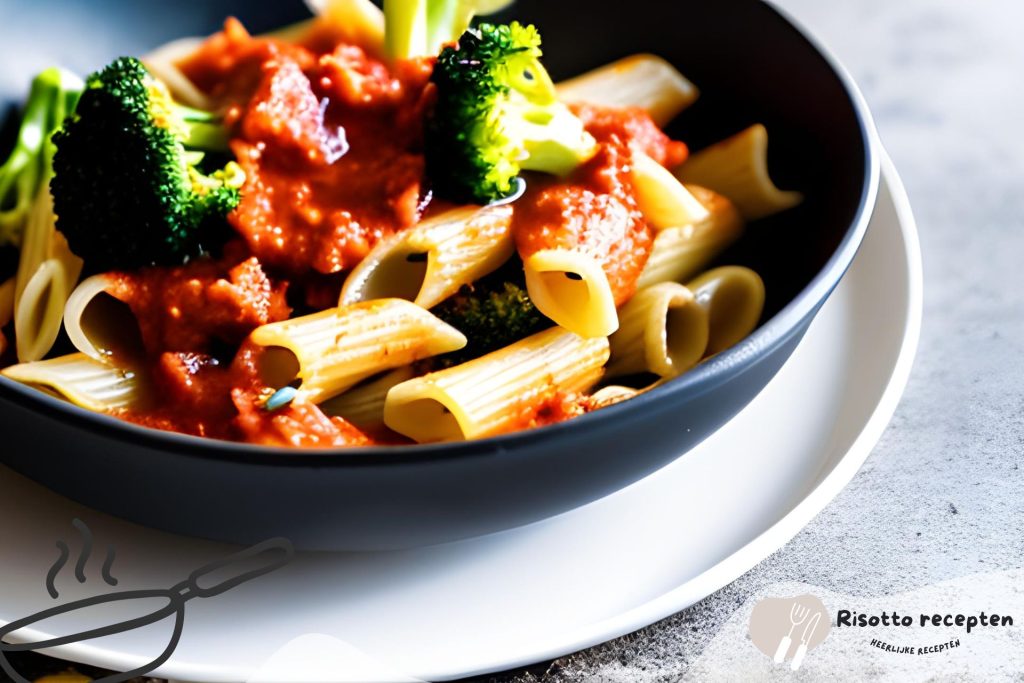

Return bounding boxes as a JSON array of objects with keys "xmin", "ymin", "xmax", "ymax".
[{"xmin": 0, "ymin": 155, "xmax": 921, "ymax": 682}]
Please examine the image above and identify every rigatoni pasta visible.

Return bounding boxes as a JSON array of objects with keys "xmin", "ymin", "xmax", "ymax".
[
  {"xmin": 608, "ymin": 282, "xmax": 709, "ymax": 379},
  {"xmin": 13, "ymin": 185, "xmax": 83, "ymax": 362},
  {"xmin": 523, "ymin": 249, "xmax": 620, "ymax": 338},
  {"xmin": 250, "ymin": 299, "xmax": 467, "ymax": 404},
  {"xmin": 556, "ymin": 54, "xmax": 700, "ymax": 127},
  {"xmin": 320, "ymin": 367, "xmax": 415, "ymax": 434},
  {"xmin": 636, "ymin": 186, "xmax": 744, "ymax": 290},
  {"xmin": 687, "ymin": 266, "xmax": 766, "ymax": 356},
  {"xmin": 384, "ymin": 327, "xmax": 609, "ymax": 443},
  {"xmin": 675, "ymin": 124, "xmax": 803, "ymax": 221},
  {"xmin": 632, "ymin": 152, "xmax": 710, "ymax": 230},
  {"xmin": 1, "ymin": 353, "xmax": 141, "ymax": 411},
  {"xmin": 340, "ymin": 205, "xmax": 514, "ymax": 310}
]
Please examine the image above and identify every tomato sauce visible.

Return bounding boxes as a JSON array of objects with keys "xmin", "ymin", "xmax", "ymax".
[{"xmin": 47, "ymin": 21, "xmax": 691, "ymax": 448}]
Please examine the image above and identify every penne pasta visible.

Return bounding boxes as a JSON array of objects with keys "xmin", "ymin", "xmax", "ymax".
[
  {"xmin": 320, "ymin": 366, "xmax": 415, "ymax": 433},
  {"xmin": 64, "ymin": 274, "xmax": 143, "ymax": 363},
  {"xmin": 636, "ymin": 185, "xmax": 744, "ymax": 290},
  {"xmin": 632, "ymin": 152, "xmax": 710, "ymax": 230},
  {"xmin": 523, "ymin": 249, "xmax": 619, "ymax": 338},
  {"xmin": 340, "ymin": 205, "xmax": 515, "ymax": 310},
  {"xmin": 250, "ymin": 299, "xmax": 467, "ymax": 404},
  {"xmin": 13, "ymin": 186, "xmax": 83, "ymax": 362},
  {"xmin": 675, "ymin": 124, "xmax": 803, "ymax": 221},
  {"xmin": 1, "ymin": 353, "xmax": 141, "ymax": 412},
  {"xmin": 384, "ymin": 327, "xmax": 610, "ymax": 443},
  {"xmin": 608, "ymin": 282, "xmax": 709, "ymax": 379},
  {"xmin": 556, "ymin": 54, "xmax": 700, "ymax": 127},
  {"xmin": 687, "ymin": 266, "xmax": 765, "ymax": 356}
]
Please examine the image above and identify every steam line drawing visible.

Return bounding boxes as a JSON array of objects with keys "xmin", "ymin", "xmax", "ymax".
[
  {"xmin": 45, "ymin": 518, "xmax": 117, "ymax": 599},
  {"xmin": 1, "ymin": 521, "xmax": 294, "ymax": 683}
]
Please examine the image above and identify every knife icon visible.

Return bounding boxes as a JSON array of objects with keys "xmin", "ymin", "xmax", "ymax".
[{"xmin": 790, "ymin": 610, "xmax": 821, "ymax": 671}]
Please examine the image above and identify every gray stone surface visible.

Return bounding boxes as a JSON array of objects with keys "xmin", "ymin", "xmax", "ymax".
[{"xmin": 486, "ymin": 0, "xmax": 1024, "ymax": 680}]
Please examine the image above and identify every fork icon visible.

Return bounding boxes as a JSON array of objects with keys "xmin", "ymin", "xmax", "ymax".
[{"xmin": 773, "ymin": 602, "xmax": 809, "ymax": 663}]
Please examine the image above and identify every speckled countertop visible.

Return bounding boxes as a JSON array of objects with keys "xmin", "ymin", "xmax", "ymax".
[
  {"xmin": 18, "ymin": 1, "xmax": 1024, "ymax": 681},
  {"xmin": 482, "ymin": 0, "xmax": 1024, "ymax": 680}
]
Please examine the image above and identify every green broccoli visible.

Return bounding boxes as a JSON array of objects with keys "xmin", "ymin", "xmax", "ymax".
[
  {"xmin": 383, "ymin": 0, "xmax": 514, "ymax": 61},
  {"xmin": 0, "ymin": 68, "xmax": 83, "ymax": 247},
  {"xmin": 432, "ymin": 276, "xmax": 547, "ymax": 367},
  {"xmin": 425, "ymin": 22, "xmax": 598, "ymax": 204},
  {"xmin": 51, "ymin": 57, "xmax": 243, "ymax": 271}
]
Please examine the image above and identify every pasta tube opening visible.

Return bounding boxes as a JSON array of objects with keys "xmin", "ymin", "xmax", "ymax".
[
  {"xmin": 384, "ymin": 327, "xmax": 609, "ymax": 443},
  {"xmin": 556, "ymin": 54, "xmax": 699, "ymax": 127},
  {"xmin": 340, "ymin": 206, "xmax": 514, "ymax": 310},
  {"xmin": 609, "ymin": 282, "xmax": 709, "ymax": 379},
  {"xmin": 523, "ymin": 249, "xmax": 619, "ymax": 338},
  {"xmin": 675, "ymin": 124, "xmax": 803, "ymax": 221},
  {"xmin": 687, "ymin": 266, "xmax": 765, "ymax": 356},
  {"xmin": 64, "ymin": 274, "xmax": 145, "ymax": 364}
]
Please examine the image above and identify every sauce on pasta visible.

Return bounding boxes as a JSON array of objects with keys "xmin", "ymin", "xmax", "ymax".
[{"xmin": 1, "ymin": 10, "xmax": 791, "ymax": 447}]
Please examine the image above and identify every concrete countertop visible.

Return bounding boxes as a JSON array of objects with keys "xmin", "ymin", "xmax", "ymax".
[{"xmin": 490, "ymin": 0, "xmax": 1024, "ymax": 679}]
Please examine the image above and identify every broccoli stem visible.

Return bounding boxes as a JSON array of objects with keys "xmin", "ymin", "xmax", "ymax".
[
  {"xmin": 386, "ymin": 0, "xmax": 510, "ymax": 60},
  {"xmin": 0, "ymin": 68, "xmax": 82, "ymax": 246},
  {"xmin": 176, "ymin": 105, "xmax": 230, "ymax": 152},
  {"xmin": 384, "ymin": 0, "xmax": 430, "ymax": 61}
]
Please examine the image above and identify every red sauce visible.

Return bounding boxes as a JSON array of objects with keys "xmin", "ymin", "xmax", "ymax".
[
  {"xmin": 513, "ymin": 106, "xmax": 688, "ymax": 304},
  {"xmin": 572, "ymin": 103, "xmax": 689, "ymax": 168},
  {"xmin": 513, "ymin": 138, "xmax": 652, "ymax": 304},
  {"xmin": 32, "ymin": 23, "xmax": 692, "ymax": 448},
  {"xmin": 106, "ymin": 247, "xmax": 290, "ymax": 355},
  {"xmin": 227, "ymin": 43, "xmax": 431, "ymax": 275}
]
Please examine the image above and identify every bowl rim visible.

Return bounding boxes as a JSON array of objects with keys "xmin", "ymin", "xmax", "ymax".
[{"xmin": 0, "ymin": 0, "xmax": 880, "ymax": 467}]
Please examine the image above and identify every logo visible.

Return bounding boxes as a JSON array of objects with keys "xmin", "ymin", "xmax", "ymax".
[
  {"xmin": 749, "ymin": 593, "xmax": 832, "ymax": 670},
  {"xmin": 0, "ymin": 518, "xmax": 293, "ymax": 683}
]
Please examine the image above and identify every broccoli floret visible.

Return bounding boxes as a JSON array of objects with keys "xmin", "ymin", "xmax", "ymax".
[
  {"xmin": 0, "ymin": 68, "xmax": 83, "ymax": 247},
  {"xmin": 425, "ymin": 22, "xmax": 598, "ymax": 204},
  {"xmin": 383, "ymin": 0, "xmax": 514, "ymax": 61},
  {"xmin": 51, "ymin": 57, "xmax": 243, "ymax": 271},
  {"xmin": 432, "ymin": 277, "xmax": 547, "ymax": 367}
]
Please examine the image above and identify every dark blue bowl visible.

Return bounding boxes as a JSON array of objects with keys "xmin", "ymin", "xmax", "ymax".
[{"xmin": 0, "ymin": 0, "xmax": 878, "ymax": 550}]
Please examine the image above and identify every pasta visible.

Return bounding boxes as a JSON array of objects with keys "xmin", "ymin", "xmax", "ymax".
[
  {"xmin": 250, "ymin": 299, "xmax": 467, "ymax": 404},
  {"xmin": 687, "ymin": 266, "xmax": 765, "ymax": 356},
  {"xmin": 556, "ymin": 54, "xmax": 700, "ymax": 127},
  {"xmin": 607, "ymin": 282, "xmax": 709, "ymax": 379},
  {"xmin": 523, "ymin": 249, "xmax": 620, "ymax": 338},
  {"xmin": 64, "ymin": 274, "xmax": 143, "ymax": 363},
  {"xmin": 1, "ymin": 353, "xmax": 140, "ymax": 412},
  {"xmin": 340, "ymin": 205, "xmax": 515, "ymax": 310},
  {"xmin": 635, "ymin": 185, "xmax": 744, "ymax": 290},
  {"xmin": 675, "ymin": 124, "xmax": 803, "ymax": 221},
  {"xmin": 0, "ymin": 6, "xmax": 796, "ymax": 447},
  {"xmin": 320, "ymin": 367, "xmax": 415, "ymax": 433},
  {"xmin": 13, "ymin": 185, "xmax": 83, "ymax": 362},
  {"xmin": 384, "ymin": 327, "xmax": 609, "ymax": 443},
  {"xmin": 632, "ymin": 152, "xmax": 711, "ymax": 230}
]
